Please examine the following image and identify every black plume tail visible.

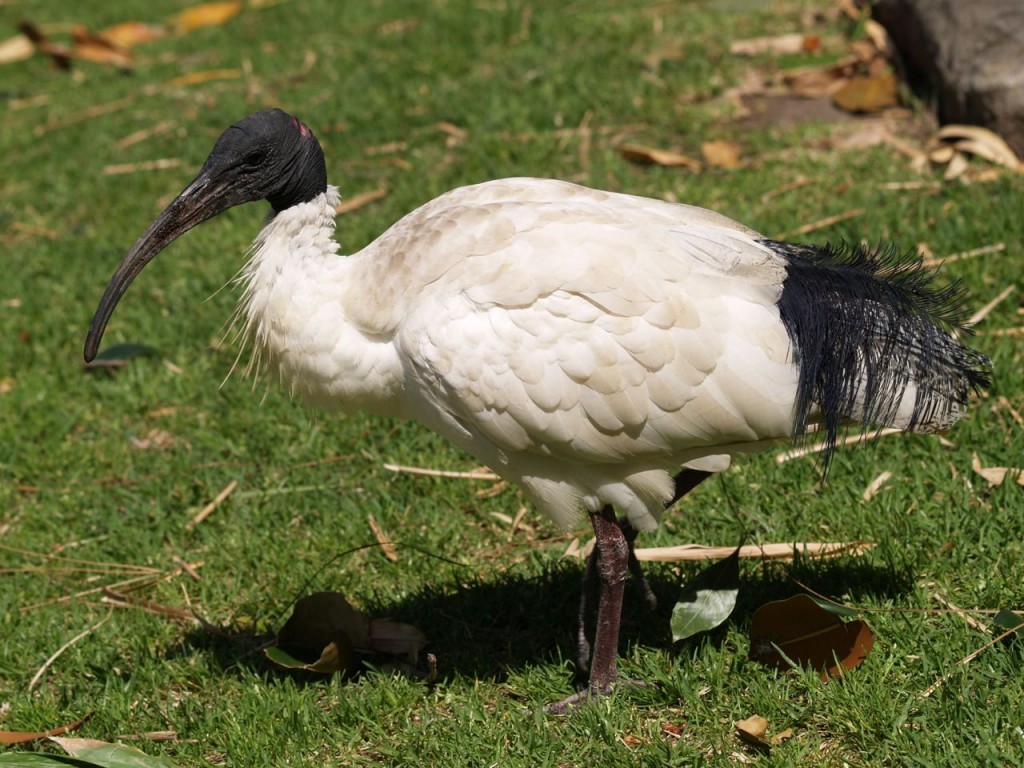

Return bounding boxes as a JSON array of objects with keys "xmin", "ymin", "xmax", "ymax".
[{"xmin": 768, "ymin": 240, "xmax": 991, "ymax": 472}]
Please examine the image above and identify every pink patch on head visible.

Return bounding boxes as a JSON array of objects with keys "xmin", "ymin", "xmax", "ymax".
[{"xmin": 291, "ymin": 116, "xmax": 311, "ymax": 137}]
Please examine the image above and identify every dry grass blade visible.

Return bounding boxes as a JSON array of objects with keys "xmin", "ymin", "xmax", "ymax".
[
  {"xmin": 774, "ymin": 208, "xmax": 865, "ymax": 239},
  {"xmin": 115, "ymin": 120, "xmax": 176, "ymax": 149},
  {"xmin": 335, "ymin": 186, "xmax": 388, "ymax": 215},
  {"xmin": 29, "ymin": 612, "xmax": 112, "ymax": 691},
  {"xmin": 921, "ymin": 242, "xmax": 1005, "ymax": 269},
  {"xmin": 964, "ymin": 285, "xmax": 1015, "ymax": 330},
  {"xmin": 930, "ymin": 591, "xmax": 990, "ymax": 634},
  {"xmin": 101, "ymin": 589, "xmax": 198, "ymax": 622},
  {"xmin": 862, "ymin": 470, "xmax": 892, "ymax": 501},
  {"xmin": 33, "ymin": 96, "xmax": 132, "ymax": 136},
  {"xmin": 103, "ymin": 158, "xmax": 182, "ymax": 175},
  {"xmin": 367, "ymin": 514, "xmax": 399, "ymax": 562}
]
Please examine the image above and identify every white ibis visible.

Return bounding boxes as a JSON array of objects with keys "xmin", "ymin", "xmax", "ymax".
[{"xmin": 85, "ymin": 109, "xmax": 989, "ymax": 709}]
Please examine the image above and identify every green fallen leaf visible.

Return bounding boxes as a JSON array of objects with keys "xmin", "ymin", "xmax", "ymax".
[
  {"xmin": 671, "ymin": 546, "xmax": 740, "ymax": 641},
  {"xmin": 51, "ymin": 738, "xmax": 181, "ymax": 768},
  {"xmin": 809, "ymin": 597, "xmax": 861, "ymax": 618},
  {"xmin": 993, "ymin": 609, "xmax": 1024, "ymax": 634},
  {"xmin": 0, "ymin": 754, "xmax": 98, "ymax": 767},
  {"xmin": 0, "ymin": 738, "xmax": 182, "ymax": 768}
]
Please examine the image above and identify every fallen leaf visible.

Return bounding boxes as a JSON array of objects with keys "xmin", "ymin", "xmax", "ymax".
[
  {"xmin": 169, "ymin": 1, "xmax": 243, "ymax": 33},
  {"xmin": 165, "ymin": 68, "xmax": 241, "ymax": 87},
  {"xmin": 930, "ymin": 125, "xmax": 1023, "ymax": 172},
  {"xmin": 50, "ymin": 736, "xmax": 182, "ymax": 767},
  {"xmin": 701, "ymin": 139, "xmax": 742, "ymax": 169},
  {"xmin": 671, "ymin": 547, "xmax": 740, "ymax": 641},
  {"xmin": 70, "ymin": 26, "xmax": 133, "ymax": 69},
  {"xmin": 130, "ymin": 429, "xmax": 179, "ymax": 451},
  {"xmin": 831, "ymin": 73, "xmax": 899, "ymax": 113},
  {"xmin": 749, "ymin": 594, "xmax": 875, "ymax": 679},
  {"xmin": 770, "ymin": 728, "xmax": 794, "ymax": 746},
  {"xmin": 993, "ymin": 610, "xmax": 1024, "ymax": 636},
  {"xmin": 0, "ymin": 33, "xmax": 34, "ymax": 65},
  {"xmin": 735, "ymin": 714, "xmax": 771, "ymax": 754},
  {"xmin": 971, "ymin": 452, "xmax": 1024, "ymax": 487},
  {"xmin": 735, "ymin": 714, "xmax": 767, "ymax": 739},
  {"xmin": 17, "ymin": 22, "xmax": 71, "ymax": 69},
  {"xmin": 269, "ymin": 591, "xmax": 426, "ymax": 675},
  {"xmin": 0, "ymin": 715, "xmax": 92, "ymax": 745},
  {"xmin": 619, "ymin": 143, "xmax": 701, "ymax": 170},
  {"xmin": 100, "ymin": 21, "xmax": 166, "ymax": 49}
]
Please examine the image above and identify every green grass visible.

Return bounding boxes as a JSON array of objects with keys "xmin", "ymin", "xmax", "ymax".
[{"xmin": 1, "ymin": 0, "xmax": 1022, "ymax": 765}]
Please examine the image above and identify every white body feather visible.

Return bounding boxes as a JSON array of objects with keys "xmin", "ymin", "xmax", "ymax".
[{"xmin": 239, "ymin": 178, "xmax": 817, "ymax": 531}]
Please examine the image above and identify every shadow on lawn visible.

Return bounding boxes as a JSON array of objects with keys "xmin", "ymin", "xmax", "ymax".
[{"xmin": 171, "ymin": 552, "xmax": 913, "ymax": 687}]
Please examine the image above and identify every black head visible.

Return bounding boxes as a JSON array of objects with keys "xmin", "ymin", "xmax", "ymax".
[
  {"xmin": 202, "ymin": 109, "xmax": 327, "ymax": 213},
  {"xmin": 84, "ymin": 109, "xmax": 328, "ymax": 362}
]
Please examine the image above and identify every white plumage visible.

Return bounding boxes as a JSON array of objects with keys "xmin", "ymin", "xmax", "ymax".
[
  {"xmin": 85, "ymin": 110, "xmax": 988, "ymax": 709},
  {"xmin": 237, "ymin": 178, "xmax": 801, "ymax": 533}
]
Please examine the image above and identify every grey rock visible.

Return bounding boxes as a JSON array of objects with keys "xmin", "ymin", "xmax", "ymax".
[{"xmin": 873, "ymin": 0, "xmax": 1024, "ymax": 158}]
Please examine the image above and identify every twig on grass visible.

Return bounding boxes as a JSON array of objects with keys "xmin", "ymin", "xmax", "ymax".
[
  {"xmin": 186, "ymin": 480, "xmax": 238, "ymax": 531},
  {"xmin": 775, "ymin": 427, "xmax": 902, "ymax": 463},
  {"xmin": 920, "ymin": 620, "xmax": 1024, "ymax": 699},
  {"xmin": 383, "ymin": 463, "xmax": 500, "ymax": 480}
]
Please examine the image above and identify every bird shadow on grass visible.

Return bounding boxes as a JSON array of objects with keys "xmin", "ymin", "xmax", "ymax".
[{"xmin": 169, "ymin": 551, "xmax": 914, "ymax": 689}]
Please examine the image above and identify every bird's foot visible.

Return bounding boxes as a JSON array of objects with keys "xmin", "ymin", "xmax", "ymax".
[{"xmin": 543, "ymin": 678, "xmax": 653, "ymax": 714}]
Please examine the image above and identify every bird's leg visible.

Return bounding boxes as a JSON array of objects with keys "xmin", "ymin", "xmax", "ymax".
[
  {"xmin": 557, "ymin": 471, "xmax": 715, "ymax": 711},
  {"xmin": 584, "ymin": 506, "xmax": 629, "ymax": 696},
  {"xmin": 575, "ymin": 516, "xmax": 652, "ymax": 673},
  {"xmin": 550, "ymin": 506, "xmax": 629, "ymax": 712}
]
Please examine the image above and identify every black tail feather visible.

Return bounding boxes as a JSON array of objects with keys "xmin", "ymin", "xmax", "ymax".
[{"xmin": 768, "ymin": 240, "xmax": 991, "ymax": 472}]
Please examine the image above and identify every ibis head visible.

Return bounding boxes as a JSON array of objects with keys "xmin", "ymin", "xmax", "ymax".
[{"xmin": 84, "ymin": 109, "xmax": 327, "ymax": 362}]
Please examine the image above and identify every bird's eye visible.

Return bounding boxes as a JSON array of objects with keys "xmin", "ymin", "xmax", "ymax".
[{"xmin": 242, "ymin": 150, "xmax": 266, "ymax": 168}]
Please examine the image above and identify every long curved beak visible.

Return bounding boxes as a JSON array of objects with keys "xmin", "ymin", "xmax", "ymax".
[{"xmin": 84, "ymin": 173, "xmax": 233, "ymax": 362}]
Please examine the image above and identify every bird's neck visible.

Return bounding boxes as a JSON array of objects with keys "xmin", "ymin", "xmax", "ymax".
[{"xmin": 236, "ymin": 187, "xmax": 408, "ymax": 417}]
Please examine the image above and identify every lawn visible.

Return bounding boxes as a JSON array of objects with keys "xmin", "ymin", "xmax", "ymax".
[{"xmin": 1, "ymin": 0, "xmax": 1022, "ymax": 766}]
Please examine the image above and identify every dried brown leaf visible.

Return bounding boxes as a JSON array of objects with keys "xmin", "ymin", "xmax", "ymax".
[
  {"xmin": 701, "ymin": 139, "xmax": 742, "ymax": 169},
  {"xmin": 169, "ymin": 1, "xmax": 243, "ymax": 32},
  {"xmin": 932, "ymin": 125, "xmax": 1023, "ymax": 171},
  {"xmin": 17, "ymin": 22, "xmax": 71, "ymax": 69},
  {"xmin": 100, "ymin": 21, "xmax": 166, "ymax": 49},
  {"xmin": 735, "ymin": 715, "xmax": 772, "ymax": 754},
  {"xmin": 0, "ymin": 715, "xmax": 92, "ymax": 745},
  {"xmin": 971, "ymin": 452, "xmax": 1024, "ymax": 487},
  {"xmin": 831, "ymin": 73, "xmax": 899, "ymax": 113},
  {"xmin": 619, "ymin": 143, "xmax": 700, "ymax": 170},
  {"xmin": 165, "ymin": 68, "xmax": 241, "ymax": 87},
  {"xmin": 749, "ymin": 594, "xmax": 875, "ymax": 679},
  {"xmin": 70, "ymin": 26, "xmax": 134, "ymax": 68}
]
